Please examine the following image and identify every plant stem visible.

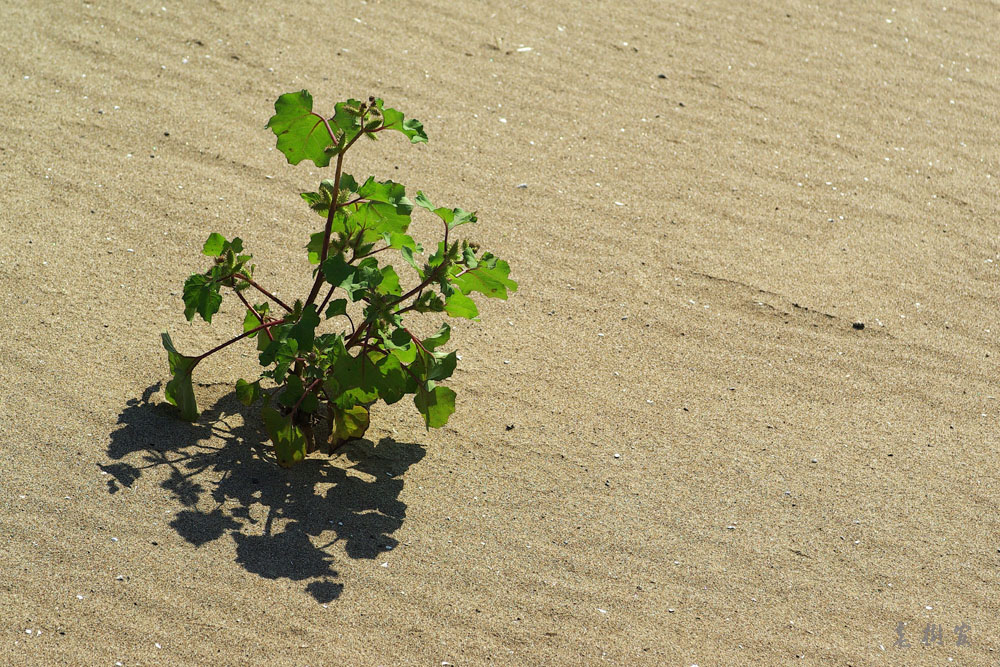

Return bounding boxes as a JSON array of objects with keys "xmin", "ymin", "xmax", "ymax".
[
  {"xmin": 344, "ymin": 321, "xmax": 371, "ymax": 350},
  {"xmin": 235, "ymin": 274, "xmax": 293, "ymax": 313},
  {"xmin": 317, "ymin": 284, "xmax": 337, "ymax": 315},
  {"xmin": 401, "ymin": 326, "xmax": 431, "ymax": 356},
  {"xmin": 195, "ymin": 320, "xmax": 283, "ymax": 362},
  {"xmin": 390, "ymin": 263, "xmax": 446, "ymax": 309},
  {"xmin": 306, "ymin": 150, "xmax": 346, "ymax": 307},
  {"xmin": 291, "ymin": 377, "xmax": 323, "ymax": 416},
  {"xmin": 353, "ymin": 245, "xmax": 392, "ymax": 260},
  {"xmin": 235, "ymin": 290, "xmax": 274, "ymax": 342},
  {"xmin": 305, "ymin": 116, "xmax": 369, "ymax": 309}
]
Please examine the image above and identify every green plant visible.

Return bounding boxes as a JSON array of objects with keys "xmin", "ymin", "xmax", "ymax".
[{"xmin": 161, "ymin": 91, "xmax": 517, "ymax": 467}]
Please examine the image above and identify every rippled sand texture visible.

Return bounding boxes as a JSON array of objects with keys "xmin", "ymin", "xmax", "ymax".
[{"xmin": 2, "ymin": 1, "xmax": 998, "ymax": 664}]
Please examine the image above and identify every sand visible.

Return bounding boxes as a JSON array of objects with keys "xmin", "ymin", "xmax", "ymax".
[{"xmin": 2, "ymin": 0, "xmax": 999, "ymax": 664}]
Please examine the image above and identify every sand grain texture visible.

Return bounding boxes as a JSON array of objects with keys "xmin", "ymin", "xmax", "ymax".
[{"xmin": 2, "ymin": 0, "xmax": 999, "ymax": 664}]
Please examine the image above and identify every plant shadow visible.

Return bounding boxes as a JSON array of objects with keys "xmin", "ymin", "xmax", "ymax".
[{"xmin": 104, "ymin": 383, "xmax": 425, "ymax": 603}]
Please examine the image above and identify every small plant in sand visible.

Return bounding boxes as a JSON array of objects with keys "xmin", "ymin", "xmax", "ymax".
[{"xmin": 162, "ymin": 91, "xmax": 517, "ymax": 466}]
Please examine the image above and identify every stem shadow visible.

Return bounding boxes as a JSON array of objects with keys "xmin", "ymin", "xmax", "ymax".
[{"xmin": 104, "ymin": 383, "xmax": 425, "ymax": 603}]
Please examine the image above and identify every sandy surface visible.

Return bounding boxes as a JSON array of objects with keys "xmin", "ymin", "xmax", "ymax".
[{"xmin": 2, "ymin": 0, "xmax": 999, "ymax": 664}]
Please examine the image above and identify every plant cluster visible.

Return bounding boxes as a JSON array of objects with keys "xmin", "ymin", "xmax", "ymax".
[{"xmin": 162, "ymin": 91, "xmax": 516, "ymax": 466}]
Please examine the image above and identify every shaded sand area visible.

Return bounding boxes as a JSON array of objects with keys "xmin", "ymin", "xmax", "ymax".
[{"xmin": 2, "ymin": 0, "xmax": 999, "ymax": 664}]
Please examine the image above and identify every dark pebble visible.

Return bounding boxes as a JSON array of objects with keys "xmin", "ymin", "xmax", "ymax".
[{"xmin": 852, "ymin": 322, "xmax": 865, "ymax": 330}]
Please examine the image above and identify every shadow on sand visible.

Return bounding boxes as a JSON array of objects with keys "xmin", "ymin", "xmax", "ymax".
[{"xmin": 103, "ymin": 383, "xmax": 425, "ymax": 603}]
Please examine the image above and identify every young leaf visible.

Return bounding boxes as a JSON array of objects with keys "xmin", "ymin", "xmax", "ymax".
[
  {"xmin": 399, "ymin": 246, "xmax": 423, "ymax": 277},
  {"xmin": 182, "ymin": 273, "xmax": 223, "ymax": 323},
  {"xmin": 161, "ymin": 333, "xmax": 200, "ymax": 421},
  {"xmin": 413, "ymin": 291, "xmax": 445, "ymax": 313},
  {"xmin": 414, "ymin": 384, "xmax": 456, "ymax": 428},
  {"xmin": 267, "ymin": 90, "xmax": 337, "ymax": 167},
  {"xmin": 379, "ymin": 103, "xmax": 428, "ymax": 143},
  {"xmin": 261, "ymin": 407, "xmax": 307, "ymax": 468},
  {"xmin": 331, "ymin": 99, "xmax": 366, "ymax": 146},
  {"xmin": 415, "ymin": 191, "xmax": 477, "ymax": 230},
  {"xmin": 202, "ymin": 232, "xmax": 226, "ymax": 257}
]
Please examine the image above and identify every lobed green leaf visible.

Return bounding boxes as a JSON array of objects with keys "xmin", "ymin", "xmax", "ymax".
[
  {"xmin": 267, "ymin": 90, "xmax": 337, "ymax": 167},
  {"xmin": 379, "ymin": 102, "xmax": 428, "ymax": 143},
  {"xmin": 450, "ymin": 253, "xmax": 518, "ymax": 299},
  {"xmin": 414, "ymin": 384, "xmax": 456, "ymax": 429}
]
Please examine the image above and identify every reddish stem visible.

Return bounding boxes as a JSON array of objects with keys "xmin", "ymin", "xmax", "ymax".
[
  {"xmin": 195, "ymin": 320, "xmax": 283, "ymax": 362},
  {"xmin": 235, "ymin": 274, "xmax": 293, "ymax": 313},
  {"xmin": 235, "ymin": 290, "xmax": 274, "ymax": 342}
]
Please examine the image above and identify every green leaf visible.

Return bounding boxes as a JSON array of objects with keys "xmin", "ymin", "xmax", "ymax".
[
  {"xmin": 331, "ymin": 99, "xmax": 366, "ymax": 146},
  {"xmin": 161, "ymin": 333, "xmax": 200, "ymax": 421},
  {"xmin": 182, "ymin": 273, "xmax": 223, "ymax": 323},
  {"xmin": 368, "ymin": 351, "xmax": 408, "ymax": 404},
  {"xmin": 325, "ymin": 299, "xmax": 348, "ymax": 319},
  {"xmin": 400, "ymin": 246, "xmax": 422, "ymax": 277},
  {"xmin": 267, "ymin": 90, "xmax": 337, "ymax": 167},
  {"xmin": 235, "ymin": 378, "xmax": 264, "ymax": 406},
  {"xmin": 377, "ymin": 265, "xmax": 401, "ymax": 296},
  {"xmin": 414, "ymin": 384, "xmax": 456, "ymax": 428},
  {"xmin": 415, "ymin": 191, "xmax": 477, "ymax": 230},
  {"xmin": 425, "ymin": 350, "xmax": 457, "ymax": 382},
  {"xmin": 321, "ymin": 254, "xmax": 357, "ymax": 290},
  {"xmin": 444, "ymin": 291, "xmax": 478, "ymax": 319},
  {"xmin": 381, "ymin": 328, "xmax": 417, "ymax": 364},
  {"xmin": 289, "ymin": 304, "xmax": 320, "ymax": 351},
  {"xmin": 278, "ymin": 374, "xmax": 305, "ymax": 408},
  {"xmin": 380, "ymin": 103, "xmax": 428, "ymax": 143},
  {"xmin": 342, "ymin": 178, "xmax": 413, "ymax": 243},
  {"xmin": 306, "ymin": 232, "xmax": 325, "ymax": 264},
  {"xmin": 422, "ymin": 322, "xmax": 451, "ymax": 351},
  {"xmin": 202, "ymin": 233, "xmax": 226, "ymax": 257},
  {"xmin": 242, "ymin": 302, "xmax": 270, "ymax": 334},
  {"xmin": 261, "ymin": 407, "xmax": 307, "ymax": 468},
  {"xmin": 259, "ymin": 335, "xmax": 298, "ymax": 383},
  {"xmin": 450, "ymin": 253, "xmax": 518, "ymax": 299},
  {"xmin": 331, "ymin": 404, "xmax": 370, "ymax": 448},
  {"xmin": 382, "ymin": 232, "xmax": 420, "ymax": 253}
]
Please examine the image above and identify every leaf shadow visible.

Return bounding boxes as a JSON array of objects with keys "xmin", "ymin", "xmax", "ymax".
[{"xmin": 104, "ymin": 383, "xmax": 425, "ymax": 603}]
